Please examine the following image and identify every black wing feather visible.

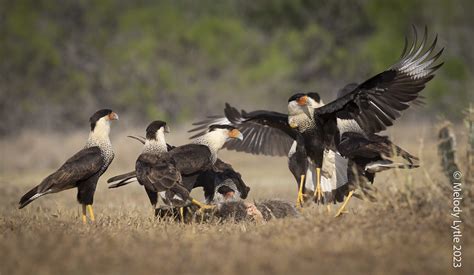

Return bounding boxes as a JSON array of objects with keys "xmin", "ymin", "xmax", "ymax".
[
  {"xmin": 39, "ymin": 147, "xmax": 104, "ymax": 193},
  {"xmin": 189, "ymin": 103, "xmax": 296, "ymax": 157},
  {"xmin": 315, "ymin": 26, "xmax": 443, "ymax": 133},
  {"xmin": 168, "ymin": 144, "xmax": 213, "ymax": 175}
]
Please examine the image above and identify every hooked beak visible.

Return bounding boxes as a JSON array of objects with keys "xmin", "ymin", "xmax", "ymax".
[
  {"xmin": 164, "ymin": 125, "xmax": 170, "ymax": 133},
  {"xmin": 296, "ymin": 95, "xmax": 308, "ymax": 106},
  {"xmin": 296, "ymin": 96, "xmax": 311, "ymax": 118},
  {"xmin": 229, "ymin": 129, "xmax": 243, "ymax": 140},
  {"xmin": 108, "ymin": 112, "xmax": 119, "ymax": 121},
  {"xmin": 302, "ymin": 106, "xmax": 311, "ymax": 119}
]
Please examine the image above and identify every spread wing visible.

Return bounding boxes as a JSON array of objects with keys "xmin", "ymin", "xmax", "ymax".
[
  {"xmin": 189, "ymin": 103, "xmax": 297, "ymax": 156},
  {"xmin": 315, "ymin": 26, "xmax": 443, "ymax": 133}
]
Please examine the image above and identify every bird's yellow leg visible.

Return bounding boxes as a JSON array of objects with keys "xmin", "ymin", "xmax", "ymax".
[
  {"xmin": 179, "ymin": 207, "xmax": 184, "ymax": 222},
  {"xmin": 296, "ymin": 175, "xmax": 305, "ymax": 208},
  {"xmin": 191, "ymin": 199, "xmax": 214, "ymax": 210},
  {"xmin": 335, "ymin": 191, "xmax": 354, "ymax": 217},
  {"xmin": 313, "ymin": 168, "xmax": 321, "ymax": 203},
  {"xmin": 82, "ymin": 204, "xmax": 87, "ymax": 224},
  {"xmin": 87, "ymin": 205, "xmax": 95, "ymax": 222}
]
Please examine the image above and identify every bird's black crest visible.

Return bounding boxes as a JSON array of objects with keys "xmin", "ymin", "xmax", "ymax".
[
  {"xmin": 307, "ymin": 92, "xmax": 321, "ymax": 103},
  {"xmin": 146, "ymin": 120, "xmax": 167, "ymax": 140},
  {"xmin": 209, "ymin": 124, "xmax": 236, "ymax": 132},
  {"xmin": 90, "ymin": 109, "xmax": 113, "ymax": 131},
  {"xmin": 288, "ymin": 93, "xmax": 306, "ymax": 102}
]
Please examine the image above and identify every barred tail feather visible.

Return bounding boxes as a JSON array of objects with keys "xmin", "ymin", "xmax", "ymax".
[
  {"xmin": 107, "ymin": 171, "xmax": 137, "ymax": 188},
  {"xmin": 19, "ymin": 186, "xmax": 51, "ymax": 209},
  {"xmin": 108, "ymin": 176, "xmax": 137, "ymax": 189}
]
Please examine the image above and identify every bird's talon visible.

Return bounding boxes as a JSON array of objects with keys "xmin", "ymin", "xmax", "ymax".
[{"xmin": 296, "ymin": 175, "xmax": 305, "ymax": 208}]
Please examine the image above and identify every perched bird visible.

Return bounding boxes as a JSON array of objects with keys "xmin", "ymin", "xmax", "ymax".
[
  {"xmin": 126, "ymin": 120, "xmax": 171, "ymax": 208},
  {"xmin": 107, "ymin": 131, "xmax": 250, "ymax": 206},
  {"xmin": 18, "ymin": 109, "xmax": 119, "ymax": 223},
  {"xmin": 288, "ymin": 26, "xmax": 441, "ymax": 215},
  {"xmin": 133, "ymin": 123, "xmax": 244, "ymax": 210}
]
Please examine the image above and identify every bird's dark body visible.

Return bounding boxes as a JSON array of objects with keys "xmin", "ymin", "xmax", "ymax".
[
  {"xmin": 196, "ymin": 158, "xmax": 250, "ymax": 202},
  {"xmin": 288, "ymin": 134, "xmax": 309, "ymax": 191},
  {"xmin": 135, "ymin": 152, "xmax": 190, "ymax": 204},
  {"xmin": 19, "ymin": 146, "xmax": 111, "ymax": 208},
  {"xmin": 135, "ymin": 142, "xmax": 246, "ymax": 206},
  {"xmin": 300, "ymin": 127, "xmax": 326, "ymax": 168},
  {"xmin": 109, "ymin": 141, "xmax": 250, "ymax": 207},
  {"xmin": 338, "ymin": 132, "xmax": 417, "ymax": 169}
]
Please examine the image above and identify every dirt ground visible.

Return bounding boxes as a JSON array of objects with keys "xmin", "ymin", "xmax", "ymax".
[{"xmin": 1, "ymin": 126, "xmax": 472, "ymax": 275}]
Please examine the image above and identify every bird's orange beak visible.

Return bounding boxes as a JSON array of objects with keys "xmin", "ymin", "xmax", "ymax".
[
  {"xmin": 297, "ymin": 95, "xmax": 308, "ymax": 106},
  {"xmin": 228, "ymin": 129, "xmax": 243, "ymax": 140},
  {"xmin": 108, "ymin": 112, "xmax": 119, "ymax": 121}
]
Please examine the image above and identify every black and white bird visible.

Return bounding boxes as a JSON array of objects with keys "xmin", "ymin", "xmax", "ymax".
[
  {"xmin": 190, "ymin": 26, "xmax": 442, "ymax": 214},
  {"xmin": 190, "ymin": 98, "xmax": 347, "ymax": 208},
  {"xmin": 287, "ymin": 26, "xmax": 441, "ymax": 215},
  {"xmin": 194, "ymin": 158, "xmax": 250, "ymax": 205},
  {"xmin": 18, "ymin": 109, "xmax": 119, "ymax": 223},
  {"xmin": 107, "ymin": 123, "xmax": 250, "ymax": 207},
  {"xmin": 128, "ymin": 123, "xmax": 244, "ymax": 210}
]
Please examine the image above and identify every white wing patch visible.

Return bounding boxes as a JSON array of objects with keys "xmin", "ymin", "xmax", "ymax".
[
  {"xmin": 336, "ymin": 118, "xmax": 364, "ymax": 136},
  {"xmin": 287, "ymin": 141, "xmax": 297, "ymax": 158}
]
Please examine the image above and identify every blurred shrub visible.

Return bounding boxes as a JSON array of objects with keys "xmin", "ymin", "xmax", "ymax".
[{"xmin": 0, "ymin": 0, "xmax": 472, "ymax": 135}]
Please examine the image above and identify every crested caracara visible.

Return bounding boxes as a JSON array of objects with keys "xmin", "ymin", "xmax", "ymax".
[
  {"xmin": 18, "ymin": 109, "xmax": 119, "ymax": 223},
  {"xmin": 107, "ymin": 126, "xmax": 250, "ymax": 208},
  {"xmin": 189, "ymin": 98, "xmax": 348, "ymax": 209},
  {"xmin": 190, "ymin": 27, "xmax": 441, "ymax": 216},
  {"xmin": 287, "ymin": 26, "xmax": 440, "ymax": 215},
  {"xmin": 126, "ymin": 123, "xmax": 243, "ymax": 211}
]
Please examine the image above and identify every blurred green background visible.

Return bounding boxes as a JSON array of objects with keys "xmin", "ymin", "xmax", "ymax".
[{"xmin": 0, "ymin": 0, "xmax": 472, "ymax": 135}]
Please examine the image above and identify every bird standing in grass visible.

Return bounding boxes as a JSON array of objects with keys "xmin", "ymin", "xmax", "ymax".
[
  {"xmin": 18, "ymin": 109, "xmax": 119, "ymax": 223},
  {"xmin": 107, "ymin": 128, "xmax": 250, "ymax": 207},
  {"xmin": 134, "ymin": 123, "xmax": 244, "ymax": 211}
]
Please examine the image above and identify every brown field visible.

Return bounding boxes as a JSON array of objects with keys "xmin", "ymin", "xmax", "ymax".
[{"xmin": 1, "ymin": 124, "xmax": 473, "ymax": 275}]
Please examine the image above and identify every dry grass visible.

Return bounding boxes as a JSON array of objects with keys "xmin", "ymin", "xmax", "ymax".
[{"xmin": 1, "ymin": 124, "xmax": 473, "ymax": 275}]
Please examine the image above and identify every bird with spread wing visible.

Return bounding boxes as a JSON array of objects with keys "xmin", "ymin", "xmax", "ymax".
[
  {"xmin": 190, "ymin": 26, "xmax": 443, "ymax": 215},
  {"xmin": 287, "ymin": 26, "xmax": 442, "ymax": 215}
]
